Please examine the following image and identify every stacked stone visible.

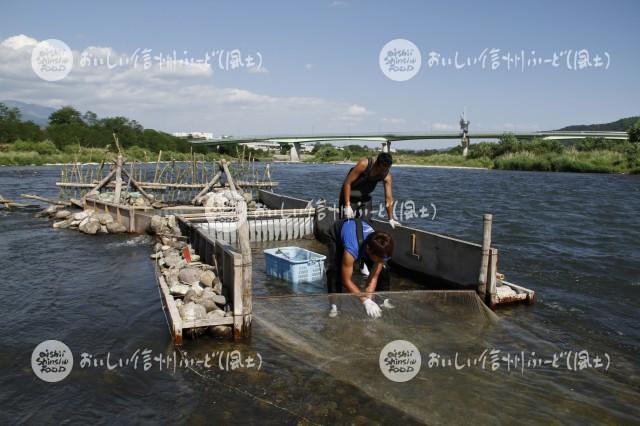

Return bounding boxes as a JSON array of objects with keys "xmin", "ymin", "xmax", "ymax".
[
  {"xmin": 39, "ymin": 205, "xmax": 127, "ymax": 234},
  {"xmin": 92, "ymin": 191, "xmax": 151, "ymax": 207},
  {"xmin": 149, "ymin": 214, "xmax": 232, "ymax": 339}
]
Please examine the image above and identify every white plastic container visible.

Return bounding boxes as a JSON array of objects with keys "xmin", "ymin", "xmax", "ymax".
[{"xmin": 264, "ymin": 247, "xmax": 326, "ymax": 284}]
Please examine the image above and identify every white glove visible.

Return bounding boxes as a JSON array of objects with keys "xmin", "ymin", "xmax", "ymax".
[
  {"xmin": 389, "ymin": 219, "xmax": 401, "ymax": 229},
  {"xmin": 360, "ymin": 263, "xmax": 370, "ymax": 277},
  {"xmin": 328, "ymin": 304, "xmax": 338, "ymax": 318},
  {"xmin": 343, "ymin": 205, "xmax": 355, "ymax": 219},
  {"xmin": 381, "ymin": 299, "xmax": 395, "ymax": 309},
  {"xmin": 363, "ymin": 298, "xmax": 382, "ymax": 319}
]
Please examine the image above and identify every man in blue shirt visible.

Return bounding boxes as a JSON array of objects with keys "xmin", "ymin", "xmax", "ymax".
[{"xmin": 323, "ymin": 218, "xmax": 394, "ymax": 318}]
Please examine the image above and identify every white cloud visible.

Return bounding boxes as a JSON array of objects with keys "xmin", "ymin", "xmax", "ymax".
[
  {"xmin": 430, "ymin": 122, "xmax": 457, "ymax": 131},
  {"xmin": 0, "ymin": 34, "xmax": 377, "ymax": 135},
  {"xmin": 333, "ymin": 104, "xmax": 372, "ymax": 123},
  {"xmin": 304, "ymin": 63, "xmax": 314, "ymax": 71},
  {"xmin": 247, "ymin": 65, "xmax": 269, "ymax": 74},
  {"xmin": 347, "ymin": 104, "xmax": 369, "ymax": 116},
  {"xmin": 329, "ymin": 1, "xmax": 349, "ymax": 7},
  {"xmin": 381, "ymin": 117, "xmax": 406, "ymax": 125},
  {"xmin": 1, "ymin": 34, "xmax": 38, "ymax": 50}
]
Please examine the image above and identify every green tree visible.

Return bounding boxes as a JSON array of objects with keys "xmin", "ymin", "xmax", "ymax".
[
  {"xmin": 628, "ymin": 124, "xmax": 640, "ymax": 144},
  {"xmin": 0, "ymin": 103, "xmax": 45, "ymax": 143},
  {"xmin": 494, "ymin": 133, "xmax": 522, "ymax": 156},
  {"xmin": 468, "ymin": 142, "xmax": 496, "ymax": 159},
  {"xmin": 49, "ymin": 106, "xmax": 83, "ymax": 126},
  {"xmin": 82, "ymin": 111, "xmax": 99, "ymax": 126},
  {"xmin": 0, "ymin": 103, "xmax": 21, "ymax": 121}
]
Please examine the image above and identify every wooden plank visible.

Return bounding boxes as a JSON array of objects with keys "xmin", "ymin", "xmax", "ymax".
[
  {"xmin": 232, "ymin": 250, "xmax": 244, "ymax": 339},
  {"xmin": 182, "ymin": 316, "xmax": 234, "ymax": 329},
  {"xmin": 129, "ymin": 207, "xmax": 136, "ymax": 233},
  {"xmin": 487, "ymin": 248, "xmax": 498, "ymax": 307},
  {"xmin": 85, "ymin": 196, "xmax": 152, "ymax": 211},
  {"xmin": 156, "ymin": 265, "xmax": 183, "ymax": 345},
  {"xmin": 501, "ymin": 279, "xmax": 535, "ymax": 304},
  {"xmin": 231, "ymin": 181, "xmax": 278, "ymax": 188}
]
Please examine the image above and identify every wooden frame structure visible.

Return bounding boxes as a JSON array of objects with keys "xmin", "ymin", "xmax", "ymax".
[{"xmin": 155, "ymin": 203, "xmax": 253, "ymax": 344}]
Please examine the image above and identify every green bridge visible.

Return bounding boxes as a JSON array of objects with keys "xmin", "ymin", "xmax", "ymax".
[{"xmin": 189, "ymin": 130, "xmax": 629, "ymax": 161}]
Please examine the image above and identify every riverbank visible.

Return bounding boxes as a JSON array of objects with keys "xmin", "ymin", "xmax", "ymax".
[
  {"xmin": 312, "ymin": 150, "xmax": 640, "ymax": 174},
  {"xmin": 2, "ymin": 142, "xmax": 639, "ymax": 174},
  {"xmin": 0, "ymin": 144, "xmax": 271, "ymax": 166},
  {"xmin": 305, "ymin": 136, "xmax": 640, "ymax": 174}
]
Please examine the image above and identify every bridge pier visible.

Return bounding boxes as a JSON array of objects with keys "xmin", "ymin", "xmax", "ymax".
[{"xmin": 289, "ymin": 142, "xmax": 302, "ymax": 162}]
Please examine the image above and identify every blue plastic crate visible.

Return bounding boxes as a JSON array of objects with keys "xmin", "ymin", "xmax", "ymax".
[{"xmin": 263, "ymin": 247, "xmax": 326, "ymax": 284}]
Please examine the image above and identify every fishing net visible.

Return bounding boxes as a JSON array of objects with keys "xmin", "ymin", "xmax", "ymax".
[{"xmin": 251, "ymin": 290, "xmax": 498, "ymax": 422}]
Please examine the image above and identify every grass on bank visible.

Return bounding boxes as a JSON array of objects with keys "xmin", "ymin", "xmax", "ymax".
[
  {"xmin": 305, "ymin": 137, "xmax": 640, "ymax": 174},
  {"xmin": 2, "ymin": 138, "xmax": 640, "ymax": 174},
  {"xmin": 0, "ymin": 140, "xmax": 274, "ymax": 165}
]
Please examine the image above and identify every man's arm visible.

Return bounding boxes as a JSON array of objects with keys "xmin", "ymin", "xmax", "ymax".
[
  {"xmin": 383, "ymin": 173, "xmax": 394, "ymax": 220},
  {"xmin": 364, "ymin": 262, "xmax": 384, "ymax": 297},
  {"xmin": 340, "ymin": 251, "xmax": 363, "ymax": 298},
  {"xmin": 342, "ymin": 158, "xmax": 369, "ymax": 206}
]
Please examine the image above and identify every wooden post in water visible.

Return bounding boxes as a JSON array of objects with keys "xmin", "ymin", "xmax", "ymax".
[
  {"xmin": 191, "ymin": 171, "xmax": 222, "ymax": 204},
  {"xmin": 221, "ymin": 159, "xmax": 237, "ymax": 192},
  {"xmin": 114, "ymin": 154, "xmax": 123, "ymax": 204},
  {"xmin": 235, "ymin": 199, "xmax": 252, "ymax": 339},
  {"xmin": 121, "ymin": 168, "xmax": 154, "ymax": 202},
  {"xmin": 153, "ymin": 150, "xmax": 162, "ymax": 183},
  {"xmin": 478, "ymin": 213, "xmax": 492, "ymax": 302}
]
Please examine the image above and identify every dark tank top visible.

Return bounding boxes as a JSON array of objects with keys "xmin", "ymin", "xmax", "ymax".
[{"xmin": 345, "ymin": 157, "xmax": 388, "ymax": 200}]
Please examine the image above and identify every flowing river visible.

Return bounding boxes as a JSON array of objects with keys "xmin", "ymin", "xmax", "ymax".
[{"xmin": 0, "ymin": 163, "xmax": 638, "ymax": 424}]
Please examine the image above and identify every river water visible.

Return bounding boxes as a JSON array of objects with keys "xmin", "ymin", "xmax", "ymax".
[{"xmin": 0, "ymin": 163, "xmax": 638, "ymax": 424}]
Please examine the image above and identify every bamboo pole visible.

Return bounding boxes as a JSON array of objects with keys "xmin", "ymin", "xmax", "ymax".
[
  {"xmin": 121, "ymin": 168, "xmax": 154, "ymax": 202},
  {"xmin": 86, "ymin": 168, "xmax": 117, "ymax": 193},
  {"xmin": 221, "ymin": 159, "xmax": 238, "ymax": 192},
  {"xmin": 154, "ymin": 151, "xmax": 162, "ymax": 183},
  {"xmin": 191, "ymin": 147, "xmax": 196, "ymax": 184},
  {"xmin": 191, "ymin": 171, "xmax": 222, "ymax": 204},
  {"xmin": 20, "ymin": 194, "xmax": 71, "ymax": 206}
]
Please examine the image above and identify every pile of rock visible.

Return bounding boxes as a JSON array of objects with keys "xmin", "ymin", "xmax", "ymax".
[
  {"xmin": 149, "ymin": 214, "xmax": 232, "ymax": 339},
  {"xmin": 86, "ymin": 190, "xmax": 154, "ymax": 207},
  {"xmin": 38, "ymin": 204, "xmax": 127, "ymax": 234},
  {"xmin": 198, "ymin": 189, "xmax": 256, "ymax": 209}
]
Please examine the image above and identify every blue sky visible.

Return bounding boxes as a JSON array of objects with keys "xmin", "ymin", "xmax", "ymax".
[{"xmin": 1, "ymin": 0, "xmax": 639, "ymax": 149}]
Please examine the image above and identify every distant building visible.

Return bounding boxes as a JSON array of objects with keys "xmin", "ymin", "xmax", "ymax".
[
  {"xmin": 241, "ymin": 142, "xmax": 281, "ymax": 152},
  {"xmin": 172, "ymin": 131, "xmax": 214, "ymax": 140},
  {"xmin": 300, "ymin": 143, "xmax": 315, "ymax": 153},
  {"xmin": 377, "ymin": 145, "xmax": 397, "ymax": 153}
]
